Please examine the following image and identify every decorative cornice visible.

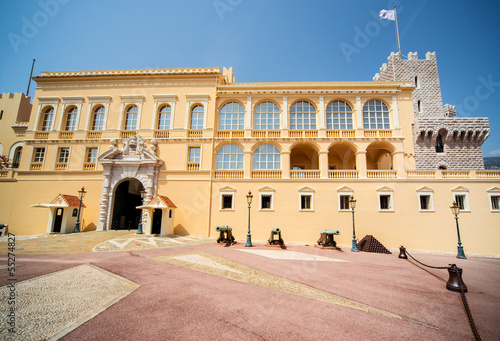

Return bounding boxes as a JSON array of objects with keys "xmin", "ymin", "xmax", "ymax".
[{"xmin": 34, "ymin": 67, "xmax": 222, "ymax": 79}]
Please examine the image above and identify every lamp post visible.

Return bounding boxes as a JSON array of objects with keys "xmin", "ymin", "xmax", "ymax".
[
  {"xmin": 450, "ymin": 201, "xmax": 466, "ymax": 259},
  {"xmin": 349, "ymin": 195, "xmax": 359, "ymax": 252},
  {"xmin": 72, "ymin": 187, "xmax": 87, "ymax": 233},
  {"xmin": 246, "ymin": 190, "xmax": 253, "ymax": 247},
  {"xmin": 137, "ymin": 189, "xmax": 146, "ymax": 234}
]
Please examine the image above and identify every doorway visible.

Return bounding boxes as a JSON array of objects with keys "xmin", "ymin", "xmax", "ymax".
[
  {"xmin": 152, "ymin": 209, "xmax": 162, "ymax": 234},
  {"xmin": 111, "ymin": 179, "xmax": 143, "ymax": 230},
  {"xmin": 53, "ymin": 208, "xmax": 63, "ymax": 233}
]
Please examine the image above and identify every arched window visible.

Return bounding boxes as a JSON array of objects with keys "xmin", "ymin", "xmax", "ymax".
[
  {"xmin": 216, "ymin": 144, "xmax": 243, "ymax": 169},
  {"xmin": 124, "ymin": 105, "xmax": 138, "ymax": 130},
  {"xmin": 158, "ymin": 105, "xmax": 171, "ymax": 130},
  {"xmin": 41, "ymin": 106, "xmax": 54, "ymax": 131},
  {"xmin": 12, "ymin": 146, "xmax": 22, "ymax": 168},
  {"xmin": 64, "ymin": 106, "xmax": 78, "ymax": 131},
  {"xmin": 326, "ymin": 101, "xmax": 352, "ymax": 129},
  {"xmin": 219, "ymin": 102, "xmax": 245, "ymax": 130},
  {"xmin": 363, "ymin": 100, "xmax": 390, "ymax": 129},
  {"xmin": 435, "ymin": 134, "xmax": 444, "ymax": 153},
  {"xmin": 253, "ymin": 144, "xmax": 281, "ymax": 170},
  {"xmin": 254, "ymin": 101, "xmax": 280, "ymax": 130},
  {"xmin": 190, "ymin": 105, "xmax": 204, "ymax": 130},
  {"xmin": 91, "ymin": 106, "xmax": 105, "ymax": 131},
  {"xmin": 290, "ymin": 101, "xmax": 316, "ymax": 130}
]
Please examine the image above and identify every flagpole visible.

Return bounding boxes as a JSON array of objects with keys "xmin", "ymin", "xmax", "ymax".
[{"xmin": 394, "ymin": 6, "xmax": 402, "ymax": 55}]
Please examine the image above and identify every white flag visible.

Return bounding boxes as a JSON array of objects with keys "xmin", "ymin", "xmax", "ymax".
[{"xmin": 380, "ymin": 9, "xmax": 395, "ymax": 20}]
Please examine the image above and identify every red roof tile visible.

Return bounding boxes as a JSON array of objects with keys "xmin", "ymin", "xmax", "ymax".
[
  {"xmin": 49, "ymin": 194, "xmax": 86, "ymax": 208},
  {"xmin": 147, "ymin": 195, "xmax": 177, "ymax": 208}
]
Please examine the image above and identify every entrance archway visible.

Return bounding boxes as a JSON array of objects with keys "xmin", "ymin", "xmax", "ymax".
[
  {"xmin": 53, "ymin": 208, "xmax": 63, "ymax": 233},
  {"xmin": 152, "ymin": 209, "xmax": 162, "ymax": 234},
  {"xmin": 111, "ymin": 179, "xmax": 144, "ymax": 230}
]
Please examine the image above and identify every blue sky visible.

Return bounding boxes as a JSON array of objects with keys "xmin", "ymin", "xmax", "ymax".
[{"xmin": 1, "ymin": 0, "xmax": 499, "ymax": 156}]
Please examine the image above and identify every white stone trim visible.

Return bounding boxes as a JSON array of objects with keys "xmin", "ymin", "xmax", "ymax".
[
  {"xmin": 416, "ymin": 186, "xmax": 434, "ymax": 212},
  {"xmin": 487, "ymin": 187, "xmax": 500, "ymax": 212},
  {"xmin": 377, "ymin": 186, "xmax": 394, "ymax": 212},
  {"xmin": 219, "ymin": 186, "xmax": 235, "ymax": 211},
  {"xmin": 258, "ymin": 186, "xmax": 275, "ymax": 211}
]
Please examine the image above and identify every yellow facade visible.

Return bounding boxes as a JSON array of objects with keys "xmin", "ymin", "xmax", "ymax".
[{"xmin": 0, "ymin": 65, "xmax": 499, "ymax": 256}]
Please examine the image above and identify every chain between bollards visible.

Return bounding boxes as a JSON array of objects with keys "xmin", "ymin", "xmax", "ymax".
[{"xmin": 399, "ymin": 245, "xmax": 481, "ymax": 341}]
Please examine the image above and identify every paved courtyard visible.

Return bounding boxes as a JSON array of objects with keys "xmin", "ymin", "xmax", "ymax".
[{"xmin": 0, "ymin": 231, "xmax": 499, "ymax": 340}]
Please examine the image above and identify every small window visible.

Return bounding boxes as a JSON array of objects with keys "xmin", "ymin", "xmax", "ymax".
[
  {"xmin": 86, "ymin": 148, "xmax": 98, "ymax": 162},
  {"xmin": 435, "ymin": 134, "xmax": 444, "ymax": 153},
  {"xmin": 12, "ymin": 146, "xmax": 22, "ymax": 168},
  {"xmin": 188, "ymin": 147, "xmax": 201, "ymax": 163},
  {"xmin": 221, "ymin": 194, "xmax": 233, "ymax": 210},
  {"xmin": 33, "ymin": 147, "xmax": 45, "ymax": 163},
  {"xmin": 339, "ymin": 195, "xmax": 350, "ymax": 210},
  {"xmin": 414, "ymin": 76, "xmax": 419, "ymax": 88},
  {"xmin": 455, "ymin": 195, "xmax": 466, "ymax": 210},
  {"xmin": 72, "ymin": 208, "xmax": 78, "ymax": 217},
  {"xmin": 417, "ymin": 100, "xmax": 422, "ymax": 113},
  {"xmin": 0, "ymin": 110, "xmax": 3, "ymax": 119},
  {"xmin": 300, "ymin": 195, "xmax": 312, "ymax": 210},
  {"xmin": 419, "ymin": 195, "xmax": 430, "ymax": 210},
  {"xmin": 169, "ymin": 210, "xmax": 173, "ymax": 218},
  {"xmin": 58, "ymin": 148, "xmax": 70, "ymax": 163},
  {"xmin": 261, "ymin": 195, "xmax": 272, "ymax": 210},
  {"xmin": 380, "ymin": 195, "xmax": 391, "ymax": 210},
  {"xmin": 491, "ymin": 196, "xmax": 500, "ymax": 211}
]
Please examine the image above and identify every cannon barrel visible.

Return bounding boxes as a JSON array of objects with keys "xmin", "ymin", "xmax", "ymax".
[
  {"xmin": 216, "ymin": 225, "xmax": 232, "ymax": 232},
  {"xmin": 271, "ymin": 227, "xmax": 281, "ymax": 233},
  {"xmin": 320, "ymin": 229, "xmax": 340, "ymax": 235}
]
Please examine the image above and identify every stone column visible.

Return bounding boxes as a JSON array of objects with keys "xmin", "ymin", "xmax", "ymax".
[
  {"xmin": 282, "ymin": 151, "xmax": 290, "ymax": 178},
  {"xmin": 355, "ymin": 151, "xmax": 367, "ymax": 178},
  {"xmin": 319, "ymin": 151, "xmax": 329, "ymax": 178}
]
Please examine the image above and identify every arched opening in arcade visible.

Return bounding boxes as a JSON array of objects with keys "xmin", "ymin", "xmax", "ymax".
[
  {"xmin": 290, "ymin": 142, "xmax": 319, "ymax": 170},
  {"xmin": 111, "ymin": 179, "xmax": 144, "ymax": 230},
  {"xmin": 328, "ymin": 142, "xmax": 357, "ymax": 170},
  {"xmin": 366, "ymin": 141, "xmax": 396, "ymax": 170}
]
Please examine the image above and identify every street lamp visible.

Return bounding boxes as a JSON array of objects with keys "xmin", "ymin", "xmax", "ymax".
[
  {"xmin": 246, "ymin": 190, "xmax": 253, "ymax": 247},
  {"xmin": 349, "ymin": 195, "xmax": 359, "ymax": 252},
  {"xmin": 137, "ymin": 189, "xmax": 147, "ymax": 234},
  {"xmin": 450, "ymin": 201, "xmax": 466, "ymax": 259},
  {"xmin": 73, "ymin": 187, "xmax": 87, "ymax": 233}
]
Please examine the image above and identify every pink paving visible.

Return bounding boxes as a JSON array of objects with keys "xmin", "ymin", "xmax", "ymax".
[{"xmin": 1, "ymin": 243, "xmax": 499, "ymax": 340}]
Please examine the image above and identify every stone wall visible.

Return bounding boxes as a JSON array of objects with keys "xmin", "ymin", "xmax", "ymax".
[{"xmin": 374, "ymin": 52, "xmax": 490, "ymax": 170}]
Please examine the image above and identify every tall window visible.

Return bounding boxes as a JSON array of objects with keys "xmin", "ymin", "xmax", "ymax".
[
  {"xmin": 491, "ymin": 195, "xmax": 500, "ymax": 211},
  {"xmin": 290, "ymin": 101, "xmax": 316, "ymax": 130},
  {"xmin": 58, "ymin": 148, "xmax": 70, "ymax": 163},
  {"xmin": 363, "ymin": 100, "xmax": 390, "ymax": 129},
  {"xmin": 216, "ymin": 144, "xmax": 243, "ymax": 169},
  {"xmin": 158, "ymin": 105, "xmax": 171, "ymax": 130},
  {"xmin": 33, "ymin": 147, "xmax": 45, "ymax": 163},
  {"xmin": 41, "ymin": 107, "xmax": 54, "ymax": 131},
  {"xmin": 455, "ymin": 195, "xmax": 466, "ymax": 210},
  {"xmin": 253, "ymin": 144, "xmax": 280, "ymax": 170},
  {"xmin": 64, "ymin": 107, "xmax": 78, "ymax": 131},
  {"xmin": 326, "ymin": 101, "xmax": 353, "ymax": 130},
  {"xmin": 86, "ymin": 148, "xmax": 98, "ymax": 162},
  {"xmin": 188, "ymin": 147, "xmax": 201, "ymax": 163},
  {"xmin": 190, "ymin": 105, "xmax": 204, "ymax": 130},
  {"xmin": 219, "ymin": 102, "xmax": 245, "ymax": 130},
  {"xmin": 124, "ymin": 105, "xmax": 138, "ymax": 130},
  {"xmin": 254, "ymin": 101, "xmax": 280, "ymax": 130},
  {"xmin": 12, "ymin": 147, "xmax": 22, "ymax": 168},
  {"xmin": 339, "ymin": 195, "xmax": 350, "ymax": 210},
  {"xmin": 91, "ymin": 106, "xmax": 105, "ymax": 131}
]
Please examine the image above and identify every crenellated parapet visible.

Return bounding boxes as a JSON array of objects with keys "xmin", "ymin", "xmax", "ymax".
[{"xmin": 415, "ymin": 117, "xmax": 490, "ymax": 145}]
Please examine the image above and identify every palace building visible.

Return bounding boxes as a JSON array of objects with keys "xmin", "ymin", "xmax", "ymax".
[{"xmin": 1, "ymin": 51, "xmax": 499, "ymax": 256}]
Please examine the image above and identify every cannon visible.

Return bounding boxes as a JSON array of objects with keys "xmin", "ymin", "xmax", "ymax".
[
  {"xmin": 216, "ymin": 225, "xmax": 236, "ymax": 244},
  {"xmin": 317, "ymin": 229, "xmax": 340, "ymax": 247},
  {"xmin": 267, "ymin": 227, "xmax": 284, "ymax": 246}
]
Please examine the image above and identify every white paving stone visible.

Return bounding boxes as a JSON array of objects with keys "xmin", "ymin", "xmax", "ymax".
[
  {"xmin": 171, "ymin": 254, "xmax": 243, "ymax": 274},
  {"xmin": 238, "ymin": 249, "xmax": 347, "ymax": 262}
]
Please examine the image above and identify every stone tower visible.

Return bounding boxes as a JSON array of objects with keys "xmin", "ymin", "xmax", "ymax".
[{"xmin": 374, "ymin": 51, "xmax": 490, "ymax": 170}]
